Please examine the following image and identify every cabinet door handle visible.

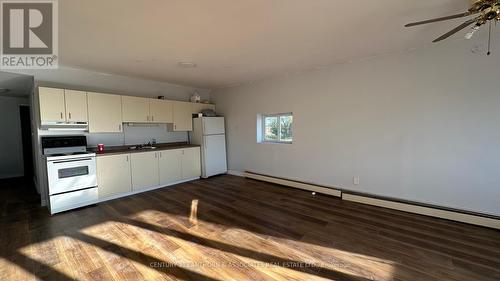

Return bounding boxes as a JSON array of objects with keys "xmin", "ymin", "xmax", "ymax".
[
  {"xmin": 159, "ymin": 152, "xmax": 162, "ymax": 158},
  {"xmin": 155, "ymin": 153, "xmax": 157, "ymax": 158},
  {"xmin": 126, "ymin": 155, "xmax": 129, "ymax": 162},
  {"xmin": 152, "ymin": 116, "xmax": 154, "ymax": 122},
  {"xmin": 68, "ymin": 112, "xmax": 72, "ymax": 120},
  {"xmin": 60, "ymin": 112, "xmax": 63, "ymax": 119},
  {"xmin": 174, "ymin": 125, "xmax": 177, "ymax": 130}
]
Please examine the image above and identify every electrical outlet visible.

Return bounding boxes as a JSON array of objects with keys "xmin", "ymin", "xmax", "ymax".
[{"xmin": 353, "ymin": 176, "xmax": 360, "ymax": 186}]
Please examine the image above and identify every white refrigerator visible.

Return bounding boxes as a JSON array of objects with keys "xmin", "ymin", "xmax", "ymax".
[{"xmin": 191, "ymin": 117, "xmax": 228, "ymax": 178}]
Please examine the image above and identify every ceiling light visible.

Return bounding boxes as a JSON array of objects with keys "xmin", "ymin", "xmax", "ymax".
[
  {"xmin": 178, "ymin": 62, "xmax": 197, "ymax": 68},
  {"xmin": 0, "ymin": 88, "xmax": 10, "ymax": 93}
]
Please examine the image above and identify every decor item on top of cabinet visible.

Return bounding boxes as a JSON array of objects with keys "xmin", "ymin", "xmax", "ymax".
[{"xmin": 190, "ymin": 91, "xmax": 201, "ymax": 103}]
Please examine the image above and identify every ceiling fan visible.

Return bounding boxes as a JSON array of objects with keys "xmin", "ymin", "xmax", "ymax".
[{"xmin": 405, "ymin": 0, "xmax": 499, "ymax": 54}]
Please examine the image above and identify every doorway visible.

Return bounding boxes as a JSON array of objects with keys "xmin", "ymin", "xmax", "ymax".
[{"xmin": 19, "ymin": 105, "xmax": 34, "ymax": 179}]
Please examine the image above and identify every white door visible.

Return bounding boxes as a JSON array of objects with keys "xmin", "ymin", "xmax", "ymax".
[
  {"xmin": 131, "ymin": 151, "xmax": 160, "ymax": 190},
  {"xmin": 203, "ymin": 117, "xmax": 225, "ymax": 135},
  {"xmin": 158, "ymin": 149, "xmax": 182, "ymax": 185},
  {"xmin": 172, "ymin": 101, "xmax": 193, "ymax": 131},
  {"xmin": 182, "ymin": 147, "xmax": 201, "ymax": 180},
  {"xmin": 47, "ymin": 157, "xmax": 97, "ymax": 195},
  {"xmin": 88, "ymin": 92, "xmax": 123, "ymax": 133},
  {"xmin": 97, "ymin": 154, "xmax": 132, "ymax": 199},
  {"xmin": 39, "ymin": 87, "xmax": 65, "ymax": 122},
  {"xmin": 202, "ymin": 135, "xmax": 227, "ymax": 178},
  {"xmin": 150, "ymin": 99, "xmax": 174, "ymax": 123},
  {"xmin": 122, "ymin": 96, "xmax": 150, "ymax": 123},
  {"xmin": 64, "ymin": 90, "xmax": 88, "ymax": 122}
]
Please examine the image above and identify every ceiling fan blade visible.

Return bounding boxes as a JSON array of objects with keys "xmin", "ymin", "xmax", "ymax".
[
  {"xmin": 405, "ymin": 11, "xmax": 473, "ymax": 27},
  {"xmin": 432, "ymin": 18, "xmax": 479, "ymax": 42}
]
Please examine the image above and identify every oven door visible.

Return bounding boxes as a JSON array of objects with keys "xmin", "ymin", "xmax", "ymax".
[{"xmin": 47, "ymin": 157, "xmax": 97, "ymax": 195}]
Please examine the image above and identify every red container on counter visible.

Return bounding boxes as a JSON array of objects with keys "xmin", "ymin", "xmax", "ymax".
[{"xmin": 98, "ymin": 144, "xmax": 105, "ymax": 152}]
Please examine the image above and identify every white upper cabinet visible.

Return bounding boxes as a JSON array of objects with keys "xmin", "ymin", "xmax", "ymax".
[
  {"xmin": 192, "ymin": 103, "xmax": 215, "ymax": 114},
  {"xmin": 39, "ymin": 87, "xmax": 89, "ymax": 123},
  {"xmin": 87, "ymin": 92, "xmax": 123, "ymax": 133},
  {"xmin": 64, "ymin": 90, "xmax": 88, "ymax": 122},
  {"xmin": 38, "ymin": 86, "xmax": 215, "ymax": 130},
  {"xmin": 150, "ymin": 99, "xmax": 174, "ymax": 123},
  {"xmin": 39, "ymin": 87, "xmax": 66, "ymax": 122},
  {"xmin": 170, "ymin": 101, "xmax": 193, "ymax": 131},
  {"xmin": 123, "ymin": 97, "xmax": 175, "ymax": 124},
  {"xmin": 122, "ymin": 96, "xmax": 150, "ymax": 123}
]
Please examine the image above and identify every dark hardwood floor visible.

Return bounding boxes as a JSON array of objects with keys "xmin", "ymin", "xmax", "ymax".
[{"xmin": 1, "ymin": 175, "xmax": 499, "ymax": 281}]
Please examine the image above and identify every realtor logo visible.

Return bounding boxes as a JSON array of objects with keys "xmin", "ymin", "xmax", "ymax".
[{"xmin": 1, "ymin": 0, "xmax": 58, "ymax": 69}]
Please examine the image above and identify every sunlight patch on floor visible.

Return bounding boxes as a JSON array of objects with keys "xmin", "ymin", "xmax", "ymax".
[
  {"xmin": 74, "ymin": 207, "xmax": 396, "ymax": 280},
  {"xmin": 190, "ymin": 199, "xmax": 199, "ymax": 225},
  {"xmin": 0, "ymin": 256, "xmax": 35, "ymax": 281},
  {"xmin": 17, "ymin": 235, "xmax": 86, "ymax": 279},
  {"xmin": 273, "ymin": 235, "xmax": 396, "ymax": 280}
]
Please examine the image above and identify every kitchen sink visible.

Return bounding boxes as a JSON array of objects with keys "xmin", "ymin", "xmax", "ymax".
[{"xmin": 129, "ymin": 146, "xmax": 157, "ymax": 150}]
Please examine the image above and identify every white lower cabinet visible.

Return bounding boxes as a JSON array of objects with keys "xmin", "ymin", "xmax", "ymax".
[
  {"xmin": 131, "ymin": 151, "xmax": 160, "ymax": 191},
  {"xmin": 182, "ymin": 147, "xmax": 201, "ymax": 180},
  {"xmin": 97, "ymin": 154, "xmax": 132, "ymax": 199},
  {"xmin": 96, "ymin": 148, "xmax": 200, "ymax": 201},
  {"xmin": 157, "ymin": 147, "xmax": 202, "ymax": 185},
  {"xmin": 159, "ymin": 149, "xmax": 183, "ymax": 185}
]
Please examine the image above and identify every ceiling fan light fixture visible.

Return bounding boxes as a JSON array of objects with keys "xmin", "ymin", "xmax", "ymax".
[{"xmin": 406, "ymin": 0, "xmax": 500, "ymax": 54}]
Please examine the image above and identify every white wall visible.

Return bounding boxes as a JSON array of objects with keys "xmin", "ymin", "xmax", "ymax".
[
  {"xmin": 212, "ymin": 40, "xmax": 500, "ymax": 217},
  {"xmin": 0, "ymin": 96, "xmax": 30, "ymax": 179}
]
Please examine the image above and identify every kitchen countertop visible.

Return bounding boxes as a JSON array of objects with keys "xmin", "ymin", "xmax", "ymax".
[{"xmin": 89, "ymin": 142, "xmax": 200, "ymax": 157}]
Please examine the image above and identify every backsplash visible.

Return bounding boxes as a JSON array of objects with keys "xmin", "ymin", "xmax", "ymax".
[
  {"xmin": 38, "ymin": 124, "xmax": 188, "ymax": 148},
  {"xmin": 86, "ymin": 124, "xmax": 188, "ymax": 147}
]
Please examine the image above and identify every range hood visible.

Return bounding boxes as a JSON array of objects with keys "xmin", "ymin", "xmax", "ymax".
[{"xmin": 41, "ymin": 122, "xmax": 88, "ymax": 131}]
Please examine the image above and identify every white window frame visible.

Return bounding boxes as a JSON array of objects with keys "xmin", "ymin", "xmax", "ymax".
[{"xmin": 260, "ymin": 112, "xmax": 293, "ymax": 144}]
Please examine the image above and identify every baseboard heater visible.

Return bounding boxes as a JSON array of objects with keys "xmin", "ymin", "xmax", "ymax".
[
  {"xmin": 342, "ymin": 192, "xmax": 500, "ymax": 230},
  {"xmin": 244, "ymin": 171, "xmax": 341, "ymax": 197},
  {"xmin": 243, "ymin": 171, "xmax": 500, "ymax": 230}
]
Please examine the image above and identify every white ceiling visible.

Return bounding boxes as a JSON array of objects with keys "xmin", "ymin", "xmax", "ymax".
[
  {"xmin": 0, "ymin": 72, "xmax": 33, "ymax": 98},
  {"xmin": 60, "ymin": 0, "xmax": 473, "ymax": 88}
]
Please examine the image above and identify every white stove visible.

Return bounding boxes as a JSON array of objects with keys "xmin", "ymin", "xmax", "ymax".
[{"xmin": 42, "ymin": 136, "xmax": 98, "ymax": 214}]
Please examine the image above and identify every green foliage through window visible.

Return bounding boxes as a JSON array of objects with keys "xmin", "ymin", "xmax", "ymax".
[{"xmin": 263, "ymin": 113, "xmax": 293, "ymax": 143}]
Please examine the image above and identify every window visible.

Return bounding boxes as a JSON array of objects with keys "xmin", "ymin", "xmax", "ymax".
[{"xmin": 260, "ymin": 113, "xmax": 293, "ymax": 143}]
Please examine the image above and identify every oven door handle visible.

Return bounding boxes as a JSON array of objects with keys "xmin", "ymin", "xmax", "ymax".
[{"xmin": 52, "ymin": 158, "xmax": 93, "ymax": 164}]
